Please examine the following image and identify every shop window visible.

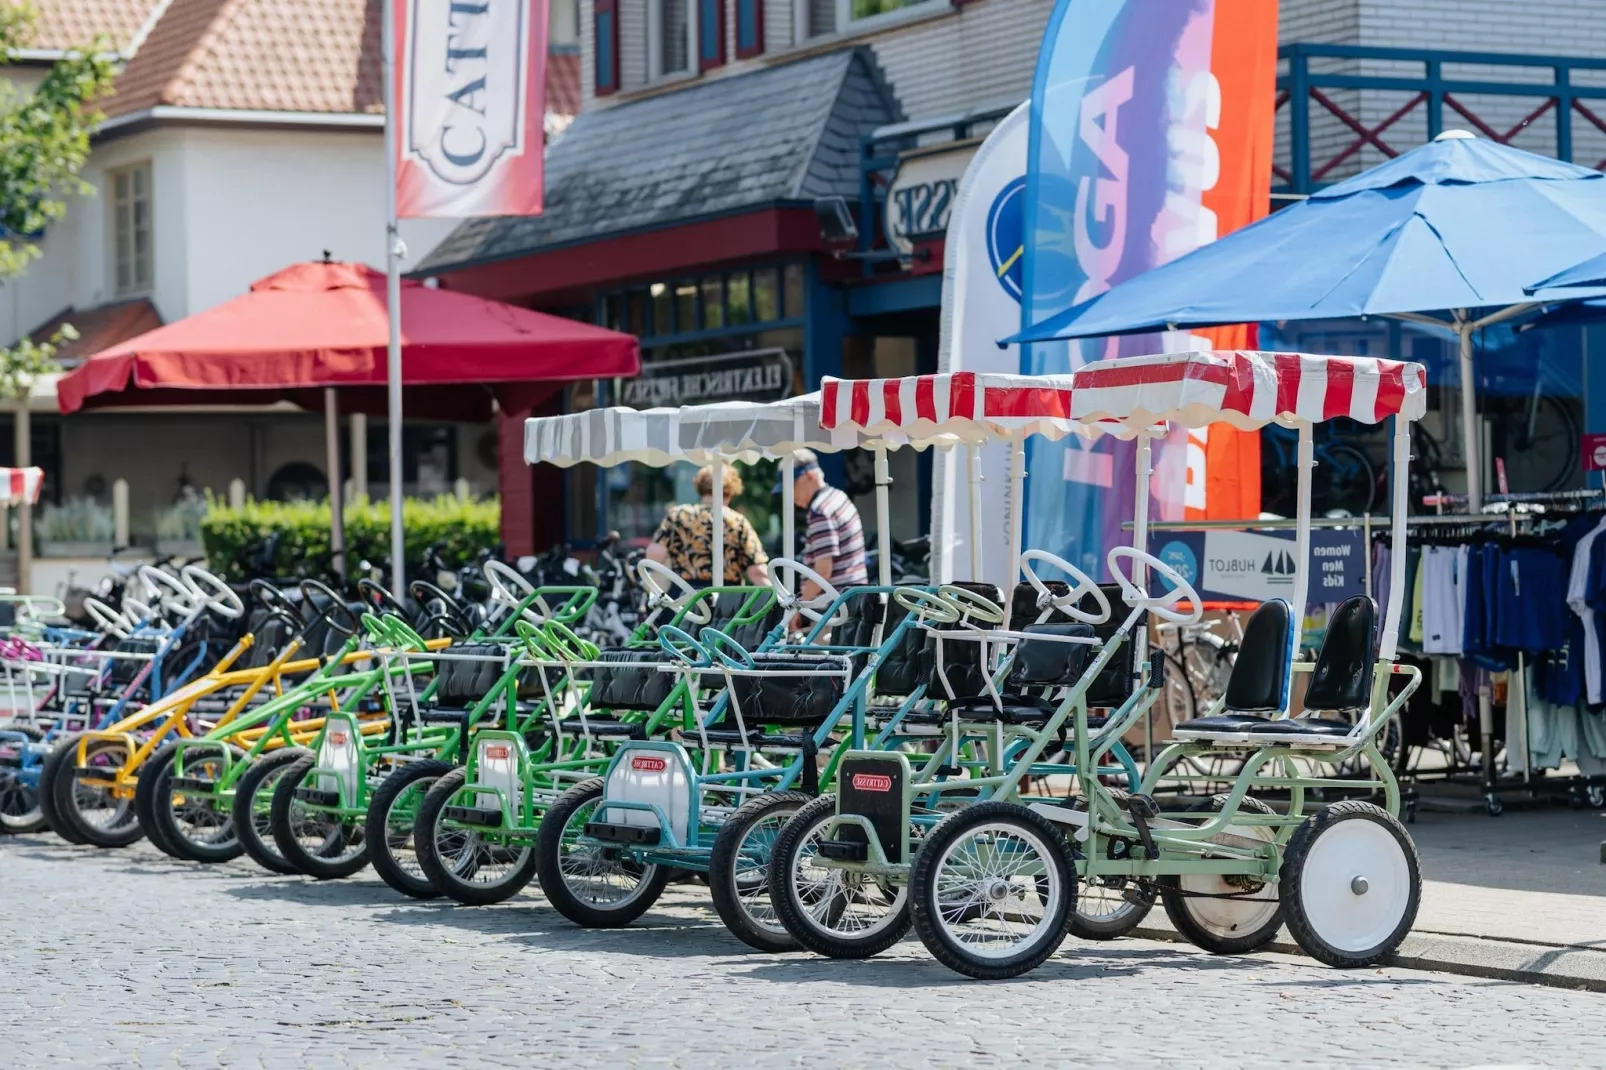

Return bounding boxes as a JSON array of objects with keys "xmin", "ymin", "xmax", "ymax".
[
  {"xmin": 726, "ymin": 272, "xmax": 752, "ymax": 326},
  {"xmin": 650, "ymin": 282, "xmax": 673, "ymax": 334},
  {"xmin": 698, "ymin": 0, "xmax": 725, "ymax": 69},
  {"xmin": 111, "ymin": 162, "xmax": 153, "ymax": 297},
  {"xmin": 594, "ymin": 0, "xmax": 619, "ymax": 94},
  {"xmin": 701, "ymin": 276, "xmax": 725, "ymax": 329},
  {"xmin": 650, "ymin": 0, "xmax": 692, "ymax": 80},
  {"xmin": 783, "ymin": 263, "xmax": 805, "ymax": 318},
  {"xmin": 735, "ymin": 0, "xmax": 763, "ymax": 57},
  {"xmin": 802, "ymin": 0, "xmax": 943, "ymax": 38},
  {"xmin": 675, "ymin": 282, "xmax": 698, "ymax": 332},
  {"xmin": 753, "ymin": 266, "xmax": 779, "ymax": 322}
]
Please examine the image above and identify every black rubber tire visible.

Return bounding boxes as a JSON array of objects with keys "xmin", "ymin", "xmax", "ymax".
[
  {"xmin": 416, "ymin": 767, "xmax": 538, "ymax": 906},
  {"xmin": 707, "ymin": 791, "xmax": 812, "ymax": 952},
  {"xmin": 1158, "ymin": 795, "xmax": 1283, "ymax": 955},
  {"xmin": 57, "ymin": 735, "xmax": 144, "ymax": 848},
  {"xmin": 909, "ymin": 801, "xmax": 1076, "ymax": 980},
  {"xmin": 231, "ymin": 747, "xmax": 312, "ymax": 875},
  {"xmin": 1281, "ymin": 801, "xmax": 1421, "ymax": 969},
  {"xmin": 367, "ymin": 760, "xmax": 455, "ymax": 899},
  {"xmin": 269, "ymin": 754, "xmax": 370, "ymax": 880},
  {"xmin": 133, "ymin": 742, "xmax": 183, "ymax": 858},
  {"xmin": 147, "ymin": 742, "xmax": 247, "ymax": 863},
  {"xmin": 769, "ymin": 792, "xmax": 912, "ymax": 960},
  {"xmin": 1064, "ymin": 800, "xmax": 1154, "ymax": 941},
  {"xmin": 40, "ymin": 732, "xmax": 88, "ymax": 844},
  {"xmin": 0, "ymin": 723, "xmax": 48, "ymax": 835},
  {"xmin": 536, "ymin": 777, "xmax": 670, "ymax": 927}
]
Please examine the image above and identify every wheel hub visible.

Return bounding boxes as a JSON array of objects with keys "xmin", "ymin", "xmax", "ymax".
[
  {"xmin": 1350, "ymin": 875, "xmax": 1369, "ymax": 896},
  {"xmin": 984, "ymin": 878, "xmax": 1013, "ymax": 902}
]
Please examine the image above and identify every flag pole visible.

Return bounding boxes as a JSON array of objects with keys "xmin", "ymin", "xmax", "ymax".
[{"xmin": 382, "ymin": 0, "xmax": 406, "ymax": 598}]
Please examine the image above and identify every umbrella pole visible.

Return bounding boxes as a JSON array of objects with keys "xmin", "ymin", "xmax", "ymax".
[
  {"xmin": 874, "ymin": 443, "xmax": 892, "ymax": 587},
  {"xmin": 325, "ymin": 388, "xmax": 345, "ymax": 579},
  {"xmin": 711, "ymin": 456, "xmax": 725, "ymax": 587},
  {"xmin": 1457, "ymin": 312, "xmax": 1481, "ymax": 511},
  {"xmin": 382, "ymin": 0, "xmax": 406, "ymax": 598}
]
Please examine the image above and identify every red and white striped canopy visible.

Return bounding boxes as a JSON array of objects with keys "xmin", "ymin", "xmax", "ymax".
[
  {"xmin": 820, "ymin": 371, "xmax": 1082, "ymax": 446},
  {"xmin": 0, "ymin": 467, "xmax": 43, "ymax": 505},
  {"xmin": 1070, "ymin": 351, "xmax": 1428, "ymax": 435}
]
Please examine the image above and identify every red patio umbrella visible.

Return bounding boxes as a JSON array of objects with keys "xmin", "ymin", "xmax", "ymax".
[{"xmin": 57, "ymin": 260, "xmax": 639, "ymax": 419}]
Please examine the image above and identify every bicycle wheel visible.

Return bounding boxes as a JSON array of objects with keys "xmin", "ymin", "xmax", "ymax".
[
  {"xmin": 1317, "ymin": 443, "xmax": 1377, "ymax": 515},
  {"xmin": 1503, "ymin": 394, "xmax": 1579, "ymax": 493}
]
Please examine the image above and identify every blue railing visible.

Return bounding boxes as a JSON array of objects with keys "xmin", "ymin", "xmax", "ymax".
[{"xmin": 1278, "ymin": 43, "xmax": 1606, "ymax": 195}]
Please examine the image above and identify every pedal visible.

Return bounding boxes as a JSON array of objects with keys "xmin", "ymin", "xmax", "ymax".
[
  {"xmin": 583, "ymin": 821, "xmax": 658, "ymax": 845},
  {"xmin": 292, "ymin": 786, "xmax": 340, "ymax": 807},
  {"xmin": 1105, "ymin": 788, "xmax": 1160, "ymax": 819},
  {"xmin": 1121, "ymin": 884, "xmax": 1152, "ymax": 907},
  {"xmin": 817, "ymin": 839, "xmax": 869, "ymax": 862},
  {"xmin": 171, "ymin": 776, "xmax": 219, "ymax": 792},
  {"xmin": 444, "ymin": 804, "xmax": 503, "ymax": 827},
  {"xmin": 1146, "ymin": 650, "xmax": 1166, "ymax": 689}
]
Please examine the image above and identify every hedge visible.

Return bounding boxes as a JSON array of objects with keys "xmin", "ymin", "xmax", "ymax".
[{"xmin": 200, "ymin": 496, "xmax": 501, "ymax": 581}]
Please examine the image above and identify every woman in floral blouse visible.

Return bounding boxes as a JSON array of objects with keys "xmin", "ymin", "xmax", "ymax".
[{"xmin": 646, "ymin": 464, "xmax": 769, "ymax": 586}]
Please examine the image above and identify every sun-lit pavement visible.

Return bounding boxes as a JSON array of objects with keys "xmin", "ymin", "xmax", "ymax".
[{"xmin": 2, "ymin": 833, "xmax": 1602, "ymax": 1069}]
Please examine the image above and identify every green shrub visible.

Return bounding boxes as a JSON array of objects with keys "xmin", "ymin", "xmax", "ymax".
[{"xmin": 200, "ymin": 495, "xmax": 500, "ymax": 581}]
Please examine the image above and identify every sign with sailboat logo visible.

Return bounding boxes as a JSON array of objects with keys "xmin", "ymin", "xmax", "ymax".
[{"xmin": 1149, "ymin": 528, "xmax": 1364, "ymax": 606}]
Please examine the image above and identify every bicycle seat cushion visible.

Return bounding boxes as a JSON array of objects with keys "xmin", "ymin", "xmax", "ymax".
[
  {"xmin": 431, "ymin": 644, "xmax": 505, "ymax": 707},
  {"xmin": 727, "ymin": 653, "xmax": 849, "ymax": 726},
  {"xmin": 588, "ymin": 650, "xmax": 677, "ymax": 712},
  {"xmin": 945, "ymin": 693, "xmax": 1108, "ymax": 730},
  {"xmin": 1009, "ymin": 623, "xmax": 1096, "ymax": 687},
  {"xmin": 920, "ymin": 582, "xmax": 1003, "ymax": 701},
  {"xmin": 1304, "ymin": 595, "xmax": 1377, "ymax": 713},
  {"xmin": 1246, "ymin": 716, "xmax": 1354, "ymax": 738},
  {"xmin": 1223, "ymin": 599, "xmax": 1293, "ymax": 715},
  {"xmin": 558, "ymin": 716, "xmax": 647, "ymax": 739},
  {"xmin": 1175, "ymin": 713, "xmax": 1270, "ymax": 733}
]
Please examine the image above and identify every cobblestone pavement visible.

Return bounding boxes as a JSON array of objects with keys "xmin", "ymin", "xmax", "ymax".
[{"xmin": 3, "ymin": 834, "xmax": 1601, "ymax": 1069}]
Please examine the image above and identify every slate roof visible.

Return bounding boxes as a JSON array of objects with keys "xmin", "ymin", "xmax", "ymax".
[{"xmin": 417, "ymin": 46, "xmax": 904, "ymax": 274}]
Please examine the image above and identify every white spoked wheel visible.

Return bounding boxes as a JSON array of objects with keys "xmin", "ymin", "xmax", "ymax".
[
  {"xmin": 637, "ymin": 559, "xmax": 711, "ymax": 626},
  {"xmin": 83, "ymin": 597, "xmax": 131, "ymax": 639},
  {"xmin": 1281, "ymin": 801, "xmax": 1421, "ymax": 968},
  {"xmin": 936, "ymin": 584, "xmax": 1005, "ymax": 627},
  {"xmin": 485, "ymin": 560, "xmax": 546, "ymax": 622},
  {"xmin": 181, "ymin": 564, "xmax": 245, "ymax": 619},
  {"xmin": 1020, "ymin": 549, "xmax": 1111, "ymax": 625},
  {"xmin": 768, "ymin": 794, "xmax": 912, "ymax": 959},
  {"xmin": 140, "ymin": 565, "xmax": 198, "ymax": 616},
  {"xmin": 766, "ymin": 557, "xmax": 843, "ymax": 624},
  {"xmin": 909, "ymin": 802, "xmax": 1074, "ymax": 980},
  {"xmin": 1158, "ymin": 795, "xmax": 1283, "ymax": 955}
]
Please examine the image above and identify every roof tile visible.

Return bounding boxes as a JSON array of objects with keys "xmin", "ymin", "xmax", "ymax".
[{"xmin": 28, "ymin": 0, "xmax": 165, "ymax": 53}]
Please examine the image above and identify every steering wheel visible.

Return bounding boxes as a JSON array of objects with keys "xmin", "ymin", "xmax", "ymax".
[
  {"xmin": 657, "ymin": 624, "xmax": 711, "ymax": 668},
  {"xmin": 892, "ymin": 586, "xmax": 960, "ymax": 626},
  {"xmin": 699, "ymin": 626, "xmax": 756, "ymax": 670},
  {"xmin": 513, "ymin": 619, "xmax": 554, "ymax": 661},
  {"xmin": 1106, "ymin": 546, "xmax": 1203, "ymax": 625},
  {"xmin": 937, "ymin": 584, "xmax": 1006, "ymax": 626},
  {"xmin": 356, "ymin": 579, "xmax": 411, "ymax": 623},
  {"xmin": 181, "ymin": 565, "xmax": 245, "ymax": 620},
  {"xmin": 83, "ymin": 596, "xmax": 131, "ymax": 639},
  {"xmin": 409, "ymin": 580, "xmax": 473, "ymax": 638},
  {"xmin": 637, "ymin": 559, "xmax": 711, "ymax": 626},
  {"xmin": 1020, "ymin": 549, "xmax": 1111, "ymax": 625},
  {"xmin": 300, "ymin": 579, "xmax": 361, "ymax": 637},
  {"xmin": 250, "ymin": 579, "xmax": 300, "ymax": 623},
  {"xmin": 766, "ymin": 557, "xmax": 842, "ymax": 623},
  {"xmin": 140, "ymin": 565, "xmax": 198, "ymax": 615},
  {"xmin": 539, "ymin": 620, "xmax": 600, "ymax": 663},
  {"xmin": 121, "ymin": 597, "xmax": 157, "ymax": 628},
  {"xmin": 484, "ymin": 559, "xmax": 538, "ymax": 605}
]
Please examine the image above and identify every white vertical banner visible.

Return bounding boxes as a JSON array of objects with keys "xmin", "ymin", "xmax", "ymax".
[
  {"xmin": 932, "ymin": 102, "xmax": 1030, "ymax": 590},
  {"xmin": 397, "ymin": 0, "xmax": 549, "ymax": 219}
]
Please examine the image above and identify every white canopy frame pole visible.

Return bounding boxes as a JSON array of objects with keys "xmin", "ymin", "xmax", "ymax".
[
  {"xmin": 381, "ymin": 0, "xmax": 406, "ymax": 597},
  {"xmin": 966, "ymin": 444, "xmax": 983, "ymax": 581},
  {"xmin": 1132, "ymin": 430, "xmax": 1153, "ymax": 673},
  {"xmin": 873, "ymin": 442, "xmax": 892, "ymax": 587},
  {"xmin": 324, "ymin": 387, "xmax": 345, "ymax": 577},
  {"xmin": 1454, "ymin": 311, "xmax": 1480, "ymax": 512},
  {"xmin": 1379, "ymin": 418, "xmax": 1411, "ymax": 660},
  {"xmin": 1007, "ymin": 440, "xmax": 1026, "ymax": 589},
  {"xmin": 781, "ymin": 453, "xmax": 796, "ymax": 593},
  {"xmin": 711, "ymin": 455, "xmax": 725, "ymax": 587},
  {"xmin": 1290, "ymin": 420, "xmax": 1314, "ymax": 663}
]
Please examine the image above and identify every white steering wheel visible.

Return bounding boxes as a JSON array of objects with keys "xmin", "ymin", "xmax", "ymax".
[
  {"xmin": 121, "ymin": 597, "xmax": 157, "ymax": 627},
  {"xmin": 936, "ymin": 584, "xmax": 1005, "ymax": 626},
  {"xmin": 140, "ymin": 565, "xmax": 198, "ymax": 615},
  {"xmin": 181, "ymin": 564, "xmax": 245, "ymax": 619},
  {"xmin": 1020, "ymin": 549, "xmax": 1111, "ymax": 625},
  {"xmin": 1106, "ymin": 546, "xmax": 1203, "ymax": 625},
  {"xmin": 766, "ymin": 557, "xmax": 842, "ymax": 623},
  {"xmin": 637, "ymin": 558, "xmax": 712, "ymax": 626},
  {"xmin": 485, "ymin": 559, "xmax": 547, "ymax": 622},
  {"xmin": 83, "ymin": 596, "xmax": 132, "ymax": 639}
]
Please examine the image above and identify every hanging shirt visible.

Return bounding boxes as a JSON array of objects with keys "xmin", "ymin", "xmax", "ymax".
[
  {"xmin": 1421, "ymin": 546, "xmax": 1465, "ymax": 655},
  {"xmin": 1565, "ymin": 516, "xmax": 1606, "ymax": 703},
  {"xmin": 1494, "ymin": 546, "xmax": 1565, "ymax": 653}
]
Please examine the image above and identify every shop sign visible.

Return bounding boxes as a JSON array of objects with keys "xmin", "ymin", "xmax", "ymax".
[
  {"xmin": 1583, "ymin": 433, "xmax": 1606, "ymax": 472},
  {"xmin": 1150, "ymin": 528, "xmax": 1365, "ymax": 606},
  {"xmin": 884, "ymin": 145, "xmax": 978, "ymax": 255},
  {"xmin": 619, "ymin": 348, "xmax": 793, "ymax": 408}
]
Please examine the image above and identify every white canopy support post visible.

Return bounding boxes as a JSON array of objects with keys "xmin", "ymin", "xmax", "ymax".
[
  {"xmin": 711, "ymin": 455, "xmax": 725, "ymax": 587},
  {"xmin": 1456, "ymin": 310, "xmax": 1480, "ymax": 512},
  {"xmin": 1132, "ymin": 431, "xmax": 1153, "ymax": 672},
  {"xmin": 1290, "ymin": 421, "xmax": 1315, "ymax": 661},
  {"xmin": 1007, "ymin": 440, "xmax": 1026, "ymax": 588},
  {"xmin": 873, "ymin": 443, "xmax": 892, "ymax": 587},
  {"xmin": 1379, "ymin": 418, "xmax": 1410, "ymax": 661},
  {"xmin": 349, "ymin": 411, "xmax": 368, "ymax": 502},
  {"xmin": 967, "ymin": 444, "xmax": 983, "ymax": 582},
  {"xmin": 381, "ymin": 0, "xmax": 406, "ymax": 597},
  {"xmin": 781, "ymin": 453, "xmax": 795, "ymax": 591},
  {"xmin": 325, "ymin": 387, "xmax": 345, "ymax": 577}
]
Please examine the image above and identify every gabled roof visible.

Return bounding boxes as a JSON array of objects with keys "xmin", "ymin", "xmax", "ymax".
[
  {"xmin": 29, "ymin": 297, "xmax": 161, "ymax": 364},
  {"xmin": 28, "ymin": 0, "xmax": 167, "ymax": 54},
  {"xmin": 418, "ymin": 47, "xmax": 903, "ymax": 274}
]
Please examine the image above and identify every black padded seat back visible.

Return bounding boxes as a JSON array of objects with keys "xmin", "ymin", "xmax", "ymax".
[
  {"xmin": 238, "ymin": 615, "xmax": 293, "ymax": 669},
  {"xmin": 727, "ymin": 654, "xmax": 847, "ymax": 727},
  {"xmin": 722, "ymin": 601, "xmax": 782, "ymax": 653},
  {"xmin": 1305, "ymin": 596, "xmax": 1377, "ymax": 713},
  {"xmin": 920, "ymin": 582, "xmax": 1003, "ymax": 701},
  {"xmin": 873, "ymin": 597, "xmax": 927, "ymax": 698},
  {"xmin": 1011, "ymin": 582, "xmax": 1137, "ymax": 706},
  {"xmin": 432, "ymin": 643, "xmax": 505, "ymax": 706},
  {"xmin": 1223, "ymin": 599, "xmax": 1293, "ymax": 714},
  {"xmin": 1009, "ymin": 623, "xmax": 1097, "ymax": 687},
  {"xmin": 832, "ymin": 589, "xmax": 882, "ymax": 653},
  {"xmin": 589, "ymin": 650, "xmax": 676, "ymax": 712},
  {"xmin": 109, "ymin": 635, "xmax": 160, "ymax": 685}
]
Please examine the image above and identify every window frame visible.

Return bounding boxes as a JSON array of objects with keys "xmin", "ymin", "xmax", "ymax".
[
  {"xmin": 594, "ymin": 0, "xmax": 620, "ymax": 95},
  {"xmin": 647, "ymin": 0, "xmax": 697, "ymax": 84},
  {"xmin": 109, "ymin": 160, "xmax": 154, "ymax": 299},
  {"xmin": 795, "ymin": 0, "xmax": 949, "ymax": 43}
]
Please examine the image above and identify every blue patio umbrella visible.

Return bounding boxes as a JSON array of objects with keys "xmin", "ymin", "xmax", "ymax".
[
  {"xmin": 1010, "ymin": 131, "xmax": 1606, "ymax": 508},
  {"xmin": 1533, "ymin": 251, "xmax": 1606, "ymax": 291}
]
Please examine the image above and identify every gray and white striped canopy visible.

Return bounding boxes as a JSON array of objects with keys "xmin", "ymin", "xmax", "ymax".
[{"xmin": 523, "ymin": 393, "xmax": 870, "ymax": 467}]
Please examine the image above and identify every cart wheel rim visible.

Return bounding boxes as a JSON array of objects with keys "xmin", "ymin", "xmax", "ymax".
[
  {"xmin": 556, "ymin": 795, "xmax": 658, "ymax": 908},
  {"xmin": 791, "ymin": 816, "xmax": 906, "ymax": 940},
  {"xmin": 1297, "ymin": 817, "xmax": 1412, "ymax": 954},
  {"xmin": 931, "ymin": 821, "xmax": 1062, "ymax": 960},
  {"xmin": 1176, "ymin": 872, "xmax": 1280, "ymax": 937},
  {"xmin": 730, "ymin": 811, "xmax": 793, "ymax": 935},
  {"xmin": 72, "ymin": 742, "xmax": 134, "ymax": 831}
]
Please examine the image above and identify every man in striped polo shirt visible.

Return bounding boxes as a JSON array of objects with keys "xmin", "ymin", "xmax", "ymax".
[{"xmin": 785, "ymin": 450, "xmax": 868, "ymax": 610}]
